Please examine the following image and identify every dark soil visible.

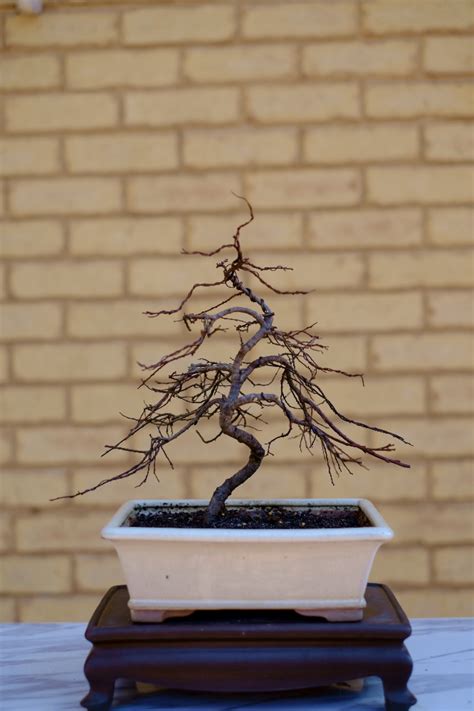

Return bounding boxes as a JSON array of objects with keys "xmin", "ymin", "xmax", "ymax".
[{"xmin": 127, "ymin": 504, "xmax": 371, "ymax": 530}]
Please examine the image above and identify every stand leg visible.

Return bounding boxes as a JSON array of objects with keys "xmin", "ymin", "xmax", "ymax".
[
  {"xmin": 81, "ymin": 649, "xmax": 115, "ymax": 711},
  {"xmin": 383, "ymin": 684, "xmax": 417, "ymax": 711},
  {"xmin": 80, "ymin": 680, "xmax": 115, "ymax": 711},
  {"xmin": 381, "ymin": 665, "xmax": 416, "ymax": 711}
]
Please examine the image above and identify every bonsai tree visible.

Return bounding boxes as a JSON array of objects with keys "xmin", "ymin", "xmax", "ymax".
[{"xmin": 63, "ymin": 198, "xmax": 409, "ymax": 524}]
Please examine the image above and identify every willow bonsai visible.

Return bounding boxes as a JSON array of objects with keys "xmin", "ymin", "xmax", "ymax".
[{"xmin": 62, "ymin": 198, "xmax": 409, "ymax": 524}]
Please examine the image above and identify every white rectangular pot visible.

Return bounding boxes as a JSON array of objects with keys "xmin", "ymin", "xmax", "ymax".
[{"xmin": 102, "ymin": 498, "xmax": 393, "ymax": 623}]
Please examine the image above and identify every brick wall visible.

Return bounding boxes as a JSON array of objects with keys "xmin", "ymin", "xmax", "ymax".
[{"xmin": 0, "ymin": 0, "xmax": 473, "ymax": 621}]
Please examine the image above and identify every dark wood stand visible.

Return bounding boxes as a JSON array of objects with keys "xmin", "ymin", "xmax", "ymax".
[{"xmin": 81, "ymin": 583, "xmax": 416, "ymax": 711}]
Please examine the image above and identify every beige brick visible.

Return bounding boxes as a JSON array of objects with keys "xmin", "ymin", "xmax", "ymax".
[
  {"xmin": 0, "ymin": 303, "xmax": 62, "ymax": 342},
  {"xmin": 189, "ymin": 463, "xmax": 307, "ymax": 500},
  {"xmin": 0, "ymin": 469, "xmax": 69, "ymax": 506},
  {"xmin": 0, "ymin": 348, "xmax": 8, "ymax": 383},
  {"xmin": 318, "ymin": 335, "xmax": 367, "ymax": 373},
  {"xmin": 369, "ymin": 249, "xmax": 473, "ymax": 288},
  {"xmin": 184, "ymin": 127, "xmax": 298, "ymax": 168},
  {"xmin": 125, "ymin": 88, "xmax": 240, "ymax": 127},
  {"xmin": 19, "ymin": 594, "xmax": 101, "ymax": 623},
  {"xmin": 248, "ymin": 83, "xmax": 359, "ymax": 123},
  {"xmin": 66, "ymin": 49, "xmax": 178, "ymax": 89},
  {"xmin": 10, "ymin": 178, "xmax": 122, "ymax": 216},
  {"xmin": 128, "ymin": 173, "xmax": 241, "ymax": 213},
  {"xmin": 0, "ymin": 275, "xmax": 7, "ymax": 303},
  {"xmin": 424, "ymin": 36, "xmax": 474, "ymax": 74},
  {"xmin": 71, "ymin": 383, "xmax": 144, "ymax": 423},
  {"xmin": 0, "ymin": 182, "xmax": 4, "ymax": 217},
  {"xmin": 247, "ymin": 169, "xmax": 360, "ymax": 208},
  {"xmin": 0, "ymin": 555, "xmax": 71, "ymax": 594},
  {"xmin": 380, "ymin": 417, "xmax": 474, "ymax": 458},
  {"xmin": 0, "ymin": 55, "xmax": 60, "ymax": 90},
  {"xmin": 243, "ymin": 2, "xmax": 356, "ymax": 39},
  {"xmin": 72, "ymin": 465, "xmax": 187, "ymax": 505},
  {"xmin": 123, "ymin": 5, "xmax": 235, "ymax": 45},
  {"xmin": 0, "ymin": 386, "xmax": 66, "ymax": 424},
  {"xmin": 304, "ymin": 124, "xmax": 418, "ymax": 164},
  {"xmin": 5, "ymin": 94, "xmax": 118, "ymax": 133},
  {"xmin": 71, "ymin": 467, "xmax": 143, "ymax": 506},
  {"xmin": 308, "ymin": 292, "xmax": 422, "ymax": 332},
  {"xmin": 427, "ymin": 291, "xmax": 474, "ymax": 328},
  {"xmin": 68, "ymin": 300, "xmax": 184, "ymax": 339},
  {"xmin": 303, "ymin": 40, "xmax": 416, "ymax": 76},
  {"xmin": 0, "ymin": 266, "xmax": 5, "ymax": 301},
  {"xmin": 1, "ymin": 220, "xmax": 64, "ymax": 257},
  {"xmin": 431, "ymin": 375, "xmax": 474, "ymax": 414},
  {"xmin": 160, "ymin": 421, "xmax": 245, "ymax": 465},
  {"xmin": 0, "ymin": 138, "xmax": 60, "ymax": 177},
  {"xmin": 5, "ymin": 12, "xmax": 118, "ymax": 47},
  {"xmin": 248, "ymin": 251, "xmax": 364, "ymax": 291},
  {"xmin": 366, "ymin": 82, "xmax": 474, "ymax": 118},
  {"xmin": 1, "ymin": 0, "xmax": 473, "ymax": 619},
  {"xmin": 425, "ymin": 122, "xmax": 474, "ymax": 161},
  {"xmin": 11, "ymin": 261, "xmax": 123, "ymax": 299},
  {"xmin": 309, "ymin": 461, "xmax": 427, "ymax": 501},
  {"xmin": 320, "ymin": 375, "xmax": 425, "ymax": 416},
  {"xmin": 428, "ymin": 208, "xmax": 473, "ymax": 246},
  {"xmin": 309, "ymin": 209, "xmax": 422, "ymax": 249},
  {"xmin": 373, "ymin": 333, "xmax": 473, "ymax": 371},
  {"xmin": 0, "ymin": 511, "xmax": 11, "ymax": 551},
  {"xmin": 16, "ymin": 426, "xmax": 127, "ymax": 465},
  {"xmin": 371, "ymin": 546, "xmax": 430, "ymax": 585},
  {"xmin": 188, "ymin": 212, "xmax": 304, "ymax": 252},
  {"xmin": 131, "ymin": 337, "xmax": 244, "ymax": 379},
  {"xmin": 13, "ymin": 343, "xmax": 127, "ymax": 382},
  {"xmin": 435, "ymin": 547, "xmax": 474, "ymax": 584},
  {"xmin": 75, "ymin": 554, "xmax": 123, "ymax": 592},
  {"xmin": 432, "ymin": 460, "xmax": 473, "ymax": 500},
  {"xmin": 367, "ymin": 166, "xmax": 474, "ymax": 205},
  {"xmin": 185, "ymin": 45, "xmax": 295, "ymax": 83},
  {"xmin": 398, "ymin": 589, "xmax": 474, "ymax": 618},
  {"xmin": 65, "ymin": 132, "xmax": 178, "ymax": 174},
  {"xmin": 0, "ymin": 598, "xmax": 15, "ymax": 623},
  {"xmin": 129, "ymin": 253, "xmax": 223, "ymax": 297},
  {"xmin": 363, "ymin": 0, "xmax": 474, "ymax": 34},
  {"xmin": 243, "ymin": 420, "xmax": 371, "ymax": 464},
  {"xmin": 236, "ymin": 464, "xmax": 308, "ymax": 499},
  {"xmin": 69, "ymin": 217, "xmax": 183, "ymax": 256},
  {"xmin": 380, "ymin": 502, "xmax": 474, "ymax": 544}
]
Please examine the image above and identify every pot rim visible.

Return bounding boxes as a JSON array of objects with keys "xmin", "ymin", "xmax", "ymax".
[{"xmin": 102, "ymin": 498, "xmax": 394, "ymax": 543}]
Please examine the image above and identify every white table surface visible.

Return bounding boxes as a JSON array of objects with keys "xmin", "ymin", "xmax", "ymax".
[{"xmin": 0, "ymin": 618, "xmax": 473, "ymax": 710}]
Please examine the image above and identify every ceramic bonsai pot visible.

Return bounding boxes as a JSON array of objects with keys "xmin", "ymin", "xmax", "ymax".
[{"xmin": 102, "ymin": 497, "xmax": 393, "ymax": 623}]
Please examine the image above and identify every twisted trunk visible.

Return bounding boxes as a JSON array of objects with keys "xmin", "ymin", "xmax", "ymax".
[
  {"xmin": 205, "ymin": 423, "xmax": 265, "ymax": 525},
  {"xmin": 205, "ymin": 271, "xmax": 272, "ymax": 525}
]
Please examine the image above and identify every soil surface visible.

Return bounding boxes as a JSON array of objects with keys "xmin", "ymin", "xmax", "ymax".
[{"xmin": 127, "ymin": 504, "xmax": 371, "ymax": 530}]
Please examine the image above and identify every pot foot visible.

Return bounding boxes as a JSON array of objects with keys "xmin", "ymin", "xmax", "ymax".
[
  {"xmin": 295, "ymin": 607, "xmax": 364, "ymax": 622},
  {"xmin": 130, "ymin": 608, "xmax": 195, "ymax": 623}
]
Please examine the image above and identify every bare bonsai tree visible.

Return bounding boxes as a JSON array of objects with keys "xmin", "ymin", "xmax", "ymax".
[{"xmin": 61, "ymin": 197, "xmax": 410, "ymax": 524}]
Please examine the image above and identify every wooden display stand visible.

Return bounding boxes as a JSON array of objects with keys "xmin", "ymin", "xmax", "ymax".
[{"xmin": 81, "ymin": 583, "xmax": 416, "ymax": 711}]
